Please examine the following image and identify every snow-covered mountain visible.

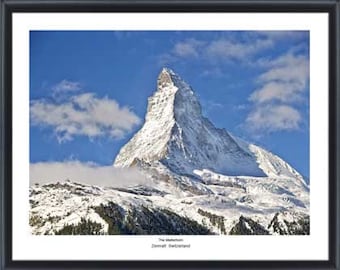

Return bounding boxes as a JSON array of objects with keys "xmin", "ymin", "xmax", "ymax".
[
  {"xmin": 29, "ymin": 68, "xmax": 309, "ymax": 235},
  {"xmin": 114, "ymin": 68, "xmax": 306, "ymax": 183}
]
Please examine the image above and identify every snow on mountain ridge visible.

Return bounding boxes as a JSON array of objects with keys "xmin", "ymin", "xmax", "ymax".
[
  {"xmin": 114, "ymin": 68, "xmax": 260, "ymax": 176},
  {"xmin": 114, "ymin": 68, "xmax": 305, "ymax": 182},
  {"xmin": 230, "ymin": 135, "xmax": 308, "ymax": 186}
]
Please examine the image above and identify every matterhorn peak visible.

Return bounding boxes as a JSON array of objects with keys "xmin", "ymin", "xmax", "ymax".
[
  {"xmin": 156, "ymin": 68, "xmax": 192, "ymax": 94},
  {"xmin": 114, "ymin": 69, "xmax": 306, "ymax": 182},
  {"xmin": 157, "ymin": 67, "xmax": 175, "ymax": 85},
  {"xmin": 114, "ymin": 68, "xmax": 204, "ymax": 170},
  {"xmin": 145, "ymin": 68, "xmax": 201, "ymax": 122},
  {"xmin": 157, "ymin": 67, "xmax": 179, "ymax": 82}
]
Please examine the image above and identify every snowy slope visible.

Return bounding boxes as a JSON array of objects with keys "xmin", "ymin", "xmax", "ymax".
[
  {"xmin": 30, "ymin": 175, "xmax": 309, "ymax": 235},
  {"xmin": 30, "ymin": 68, "xmax": 309, "ymax": 235}
]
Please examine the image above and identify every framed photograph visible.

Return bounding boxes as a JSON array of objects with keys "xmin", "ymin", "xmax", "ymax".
[{"xmin": 1, "ymin": 0, "xmax": 339, "ymax": 269}]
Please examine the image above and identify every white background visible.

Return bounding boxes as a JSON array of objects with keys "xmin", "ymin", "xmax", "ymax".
[{"xmin": 12, "ymin": 13, "xmax": 329, "ymax": 261}]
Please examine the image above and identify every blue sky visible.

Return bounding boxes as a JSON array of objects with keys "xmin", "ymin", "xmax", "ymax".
[{"xmin": 30, "ymin": 31, "xmax": 310, "ymax": 179}]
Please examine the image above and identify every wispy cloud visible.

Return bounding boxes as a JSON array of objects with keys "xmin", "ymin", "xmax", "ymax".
[
  {"xmin": 159, "ymin": 32, "xmax": 309, "ymax": 135},
  {"xmin": 246, "ymin": 104, "xmax": 301, "ymax": 132},
  {"xmin": 250, "ymin": 81, "xmax": 305, "ymax": 104},
  {"xmin": 51, "ymin": 80, "xmax": 82, "ymax": 101},
  {"xmin": 206, "ymin": 38, "xmax": 273, "ymax": 61},
  {"xmin": 31, "ymin": 92, "xmax": 141, "ymax": 143},
  {"xmin": 172, "ymin": 38, "xmax": 204, "ymax": 58},
  {"xmin": 245, "ymin": 52, "xmax": 309, "ymax": 133},
  {"xmin": 161, "ymin": 34, "xmax": 274, "ymax": 67},
  {"xmin": 52, "ymin": 80, "xmax": 81, "ymax": 94},
  {"xmin": 160, "ymin": 31, "xmax": 307, "ymax": 77},
  {"xmin": 234, "ymin": 104, "xmax": 247, "ymax": 111},
  {"xmin": 255, "ymin": 31, "xmax": 308, "ymax": 41},
  {"xmin": 252, "ymin": 52, "xmax": 309, "ymax": 104},
  {"xmin": 201, "ymin": 67, "xmax": 224, "ymax": 77},
  {"xmin": 257, "ymin": 52, "xmax": 308, "ymax": 83},
  {"xmin": 30, "ymin": 161, "xmax": 149, "ymax": 187}
]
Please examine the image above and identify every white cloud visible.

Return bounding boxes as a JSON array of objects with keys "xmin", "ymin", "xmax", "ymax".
[
  {"xmin": 249, "ymin": 81, "xmax": 305, "ymax": 103},
  {"xmin": 206, "ymin": 38, "xmax": 273, "ymax": 60},
  {"xmin": 250, "ymin": 53, "xmax": 309, "ymax": 104},
  {"xmin": 52, "ymin": 80, "xmax": 81, "ymax": 93},
  {"xmin": 163, "ymin": 36, "xmax": 273, "ymax": 67},
  {"xmin": 246, "ymin": 104, "xmax": 301, "ymax": 132},
  {"xmin": 201, "ymin": 68, "xmax": 223, "ymax": 77},
  {"xmin": 246, "ymin": 52, "xmax": 309, "ymax": 133},
  {"xmin": 31, "ymin": 92, "xmax": 141, "ymax": 142},
  {"xmin": 159, "ymin": 31, "xmax": 308, "ymax": 79},
  {"xmin": 172, "ymin": 39, "xmax": 203, "ymax": 58},
  {"xmin": 258, "ymin": 53, "xmax": 309, "ymax": 84},
  {"xmin": 30, "ymin": 161, "xmax": 149, "ymax": 187}
]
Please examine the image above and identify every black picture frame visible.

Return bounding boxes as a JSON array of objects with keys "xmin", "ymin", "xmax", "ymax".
[{"xmin": 1, "ymin": 0, "xmax": 339, "ymax": 269}]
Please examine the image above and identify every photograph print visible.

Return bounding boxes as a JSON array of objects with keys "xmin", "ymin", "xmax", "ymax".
[{"xmin": 29, "ymin": 30, "xmax": 310, "ymax": 236}]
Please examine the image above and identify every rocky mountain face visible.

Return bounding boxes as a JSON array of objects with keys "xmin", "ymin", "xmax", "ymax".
[{"xmin": 29, "ymin": 68, "xmax": 309, "ymax": 235}]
